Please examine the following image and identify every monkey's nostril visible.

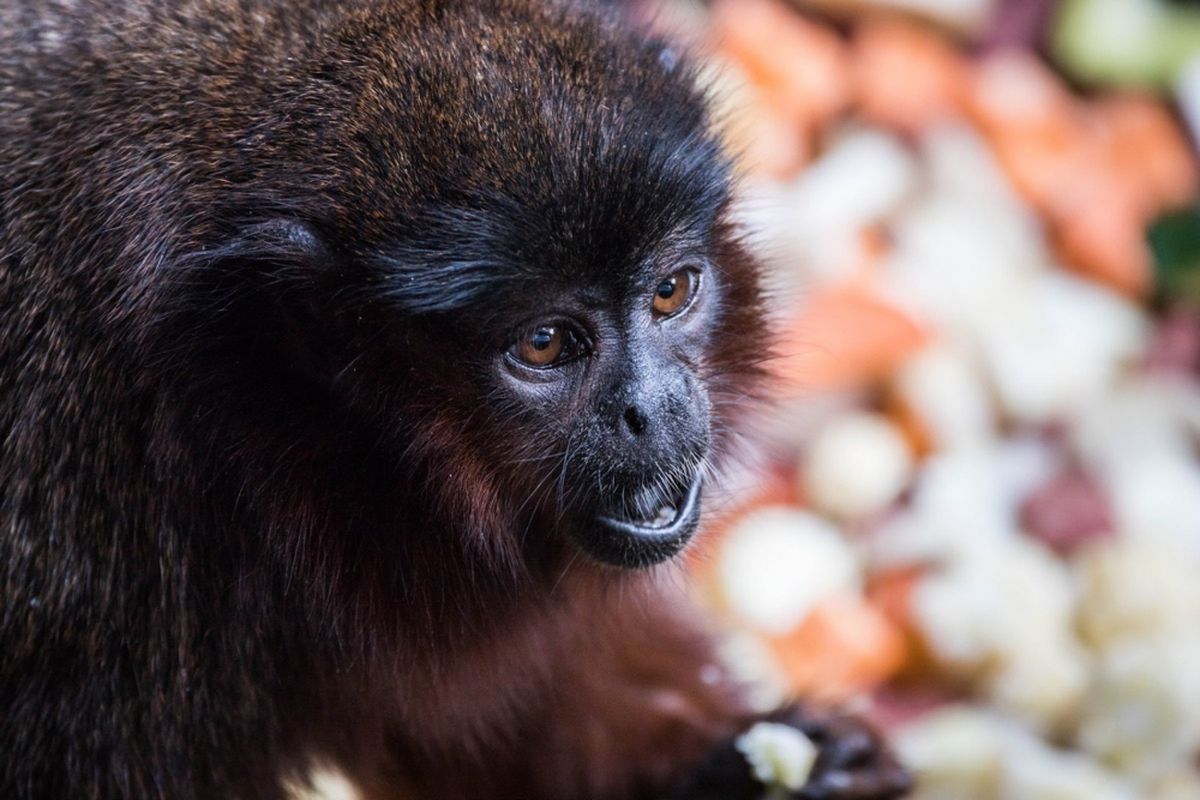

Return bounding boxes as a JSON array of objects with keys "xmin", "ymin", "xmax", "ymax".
[{"xmin": 623, "ymin": 405, "xmax": 647, "ymax": 436}]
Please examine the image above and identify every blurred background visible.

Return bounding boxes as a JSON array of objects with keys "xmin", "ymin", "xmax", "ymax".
[{"xmin": 632, "ymin": 0, "xmax": 1200, "ymax": 797}]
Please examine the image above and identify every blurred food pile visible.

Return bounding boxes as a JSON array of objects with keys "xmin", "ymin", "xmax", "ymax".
[{"xmin": 645, "ymin": 0, "xmax": 1200, "ymax": 796}]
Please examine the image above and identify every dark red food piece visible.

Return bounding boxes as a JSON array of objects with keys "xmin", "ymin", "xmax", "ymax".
[
  {"xmin": 1145, "ymin": 307, "xmax": 1200, "ymax": 377},
  {"xmin": 1020, "ymin": 470, "xmax": 1115, "ymax": 555}
]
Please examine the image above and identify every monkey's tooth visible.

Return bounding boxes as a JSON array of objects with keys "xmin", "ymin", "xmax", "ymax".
[{"xmin": 651, "ymin": 505, "xmax": 678, "ymax": 528}]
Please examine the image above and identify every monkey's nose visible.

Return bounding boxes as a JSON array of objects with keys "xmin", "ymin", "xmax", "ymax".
[{"xmin": 623, "ymin": 405, "xmax": 649, "ymax": 436}]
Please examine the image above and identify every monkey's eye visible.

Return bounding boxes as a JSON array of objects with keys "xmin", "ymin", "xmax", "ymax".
[
  {"xmin": 510, "ymin": 323, "xmax": 587, "ymax": 368},
  {"xmin": 652, "ymin": 268, "xmax": 699, "ymax": 318}
]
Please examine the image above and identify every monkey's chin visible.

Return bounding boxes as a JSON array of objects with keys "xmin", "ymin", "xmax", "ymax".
[{"xmin": 577, "ymin": 473, "xmax": 704, "ymax": 570}]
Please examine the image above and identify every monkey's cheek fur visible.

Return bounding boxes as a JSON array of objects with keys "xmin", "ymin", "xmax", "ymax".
[{"xmin": 576, "ymin": 472, "xmax": 704, "ymax": 570}]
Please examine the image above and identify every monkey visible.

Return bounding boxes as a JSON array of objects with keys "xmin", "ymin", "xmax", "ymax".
[{"xmin": 0, "ymin": 1, "xmax": 912, "ymax": 798}]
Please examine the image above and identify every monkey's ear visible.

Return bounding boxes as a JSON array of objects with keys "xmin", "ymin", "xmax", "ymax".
[
  {"xmin": 247, "ymin": 220, "xmax": 344, "ymax": 384},
  {"xmin": 182, "ymin": 218, "xmax": 343, "ymax": 383}
]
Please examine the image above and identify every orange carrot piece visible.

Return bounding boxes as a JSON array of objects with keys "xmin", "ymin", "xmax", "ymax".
[
  {"xmin": 867, "ymin": 567, "xmax": 923, "ymax": 631},
  {"xmin": 966, "ymin": 52, "xmax": 1086, "ymax": 213},
  {"xmin": 1093, "ymin": 95, "xmax": 1199, "ymax": 217},
  {"xmin": 710, "ymin": 0, "xmax": 850, "ymax": 130},
  {"xmin": 776, "ymin": 281, "xmax": 928, "ymax": 394},
  {"xmin": 1052, "ymin": 193, "xmax": 1154, "ymax": 297},
  {"xmin": 968, "ymin": 50, "xmax": 1080, "ymax": 140},
  {"xmin": 768, "ymin": 595, "xmax": 908, "ymax": 701},
  {"xmin": 867, "ymin": 567, "xmax": 942, "ymax": 680},
  {"xmin": 966, "ymin": 53, "xmax": 1162, "ymax": 296},
  {"xmin": 852, "ymin": 17, "xmax": 968, "ymax": 134}
]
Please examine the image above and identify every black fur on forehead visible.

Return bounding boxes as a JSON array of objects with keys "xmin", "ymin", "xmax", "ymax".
[
  {"xmin": 366, "ymin": 131, "xmax": 729, "ymax": 317},
  {"xmin": 267, "ymin": 0, "xmax": 731, "ymax": 316}
]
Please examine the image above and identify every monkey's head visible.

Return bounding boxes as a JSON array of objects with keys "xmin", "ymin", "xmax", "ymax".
[{"xmin": 171, "ymin": 1, "xmax": 764, "ymax": 587}]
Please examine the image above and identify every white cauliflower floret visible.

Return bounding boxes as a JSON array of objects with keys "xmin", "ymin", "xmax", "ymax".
[{"xmin": 735, "ymin": 721, "xmax": 819, "ymax": 792}]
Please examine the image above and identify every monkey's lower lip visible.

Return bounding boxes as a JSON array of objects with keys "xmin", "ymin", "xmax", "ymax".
[{"xmin": 584, "ymin": 472, "xmax": 704, "ymax": 569}]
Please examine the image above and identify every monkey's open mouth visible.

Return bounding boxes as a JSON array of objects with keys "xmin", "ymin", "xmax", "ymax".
[{"xmin": 583, "ymin": 471, "xmax": 704, "ymax": 569}]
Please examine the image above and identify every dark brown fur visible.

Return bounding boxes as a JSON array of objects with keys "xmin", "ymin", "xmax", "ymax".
[{"xmin": 0, "ymin": 2, "xmax": 908, "ymax": 798}]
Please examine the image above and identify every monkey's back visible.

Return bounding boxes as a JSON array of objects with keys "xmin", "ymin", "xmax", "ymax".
[{"xmin": 0, "ymin": 3, "xmax": 374, "ymax": 797}]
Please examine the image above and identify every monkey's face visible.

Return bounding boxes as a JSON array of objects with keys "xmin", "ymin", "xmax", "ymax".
[
  {"xmin": 340, "ymin": 164, "xmax": 757, "ymax": 574},
  {"xmin": 489, "ymin": 256, "xmax": 716, "ymax": 569},
  {"xmin": 326, "ymin": 208, "xmax": 748, "ymax": 574}
]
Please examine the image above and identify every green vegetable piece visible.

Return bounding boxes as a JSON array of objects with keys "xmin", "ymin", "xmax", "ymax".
[
  {"xmin": 1054, "ymin": 0, "xmax": 1200, "ymax": 90},
  {"xmin": 1150, "ymin": 206, "xmax": 1200, "ymax": 302}
]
